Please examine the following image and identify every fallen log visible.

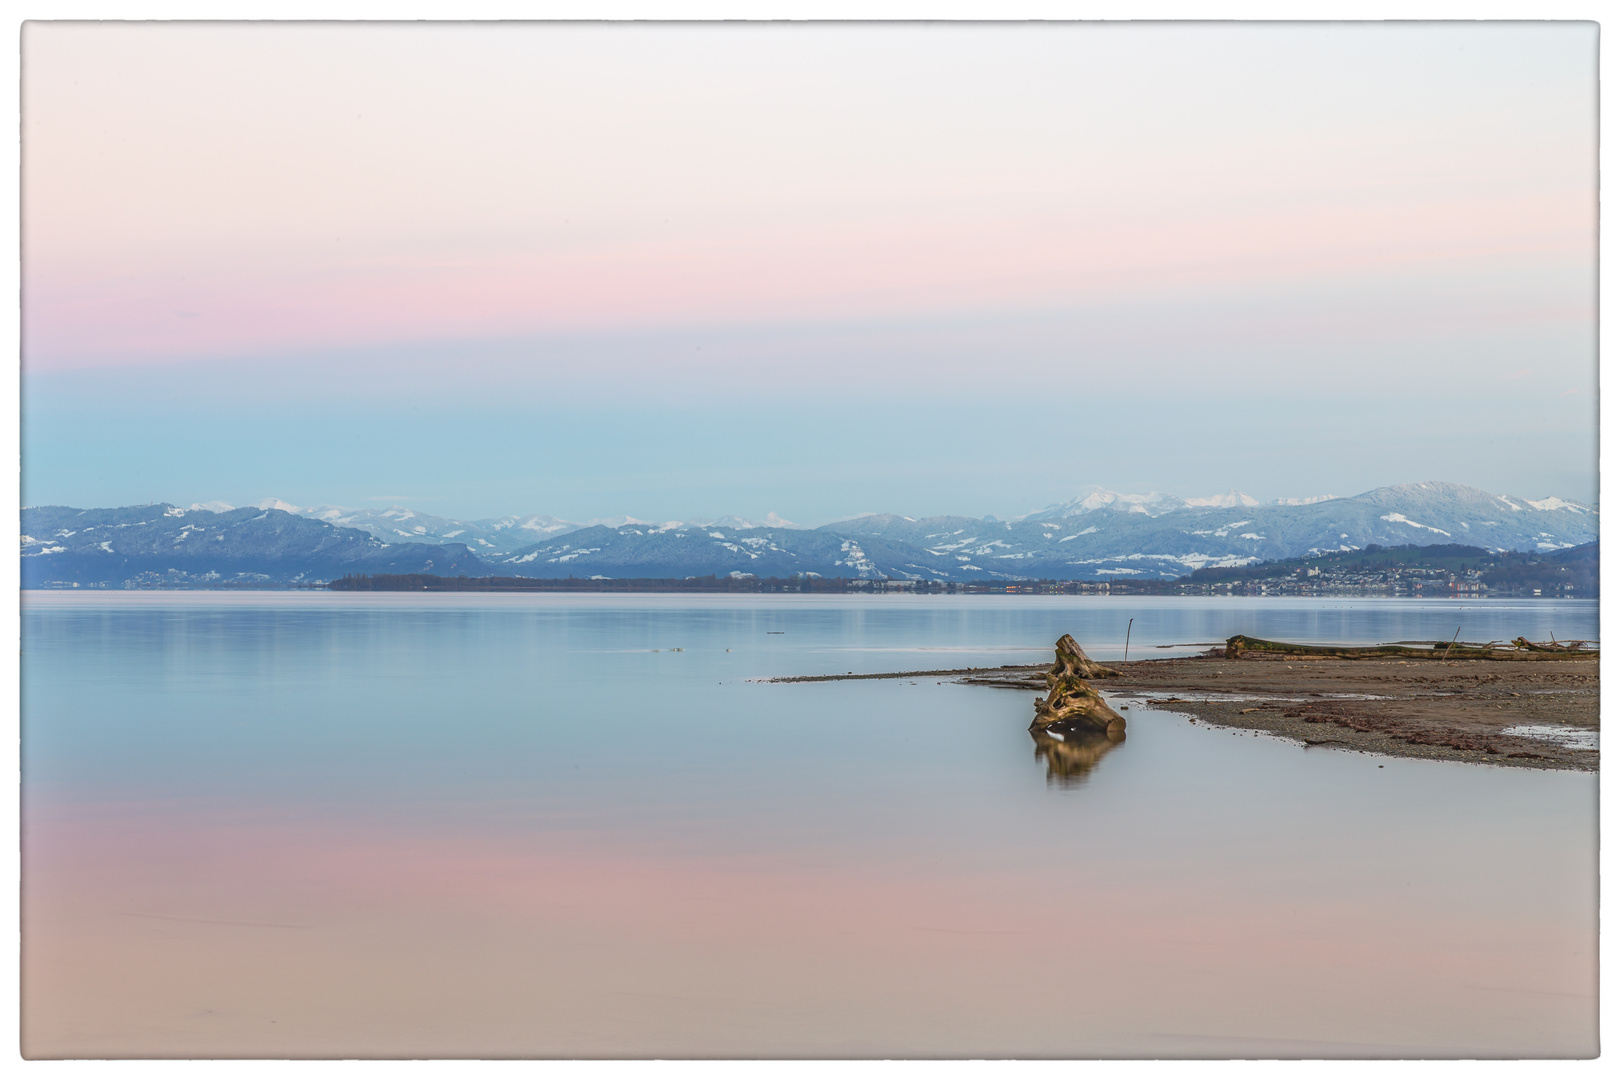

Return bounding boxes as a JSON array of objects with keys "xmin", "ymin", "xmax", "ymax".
[
  {"xmin": 1512, "ymin": 636, "xmax": 1591, "ymax": 653},
  {"xmin": 1224, "ymin": 634, "xmax": 1596, "ymax": 661}
]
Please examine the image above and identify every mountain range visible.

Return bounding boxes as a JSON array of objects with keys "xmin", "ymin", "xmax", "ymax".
[
  {"xmin": 20, "ymin": 504, "xmax": 491, "ymax": 588},
  {"xmin": 21, "ymin": 482, "xmax": 1598, "ymax": 588}
]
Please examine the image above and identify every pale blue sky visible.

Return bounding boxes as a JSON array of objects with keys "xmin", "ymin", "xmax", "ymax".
[{"xmin": 22, "ymin": 22, "xmax": 1598, "ymax": 520}]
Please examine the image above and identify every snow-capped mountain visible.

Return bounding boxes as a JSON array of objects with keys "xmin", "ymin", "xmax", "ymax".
[
  {"xmin": 1027, "ymin": 486, "xmax": 1191, "ymax": 519},
  {"xmin": 475, "ymin": 514, "xmax": 584, "ymax": 548},
  {"xmin": 580, "ymin": 515, "xmax": 657, "ymax": 529},
  {"xmin": 27, "ymin": 482, "xmax": 1596, "ymax": 586},
  {"xmin": 825, "ymin": 482, "xmax": 1597, "ymax": 580},
  {"xmin": 242, "ymin": 503, "xmax": 587, "ymax": 558},
  {"xmin": 459, "ymin": 482, "xmax": 1594, "ymax": 582},
  {"xmin": 493, "ymin": 522, "xmax": 961, "ymax": 581},
  {"xmin": 276, "ymin": 502, "xmax": 803, "ymax": 557},
  {"xmin": 1184, "ymin": 491, "xmax": 1263, "ymax": 509},
  {"xmin": 688, "ymin": 512, "xmax": 800, "ymax": 530},
  {"xmin": 188, "ymin": 500, "xmax": 808, "ymax": 560},
  {"xmin": 21, "ymin": 504, "xmax": 495, "ymax": 587}
]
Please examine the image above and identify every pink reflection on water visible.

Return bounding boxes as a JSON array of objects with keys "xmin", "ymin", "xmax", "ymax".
[{"xmin": 23, "ymin": 802, "xmax": 1597, "ymax": 1058}]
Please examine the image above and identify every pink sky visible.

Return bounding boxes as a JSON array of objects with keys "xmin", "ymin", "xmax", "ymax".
[{"xmin": 23, "ymin": 23, "xmax": 1595, "ymax": 374}]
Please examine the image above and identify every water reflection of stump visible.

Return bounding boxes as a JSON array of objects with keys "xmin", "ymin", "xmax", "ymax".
[{"xmin": 1031, "ymin": 725, "xmax": 1125, "ymax": 786}]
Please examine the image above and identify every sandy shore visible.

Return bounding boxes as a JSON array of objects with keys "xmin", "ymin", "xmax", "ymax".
[{"xmin": 775, "ymin": 653, "xmax": 1599, "ymax": 771}]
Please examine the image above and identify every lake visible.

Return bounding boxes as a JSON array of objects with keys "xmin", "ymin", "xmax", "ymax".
[{"xmin": 21, "ymin": 593, "xmax": 1599, "ymax": 1057}]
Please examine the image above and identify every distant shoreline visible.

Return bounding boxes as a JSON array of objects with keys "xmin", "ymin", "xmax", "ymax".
[
  {"xmin": 326, "ymin": 573, "xmax": 1124, "ymax": 594},
  {"xmin": 315, "ymin": 570, "xmax": 1592, "ymax": 597},
  {"xmin": 21, "ymin": 580, "xmax": 1602, "ymax": 598}
]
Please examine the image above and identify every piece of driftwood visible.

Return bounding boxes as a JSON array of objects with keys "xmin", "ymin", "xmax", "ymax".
[
  {"xmin": 1031, "ymin": 635, "xmax": 1125, "ymax": 733},
  {"xmin": 1224, "ymin": 634, "xmax": 1597, "ymax": 661},
  {"xmin": 1050, "ymin": 633, "xmax": 1120, "ymax": 679},
  {"xmin": 1511, "ymin": 636, "xmax": 1591, "ymax": 653}
]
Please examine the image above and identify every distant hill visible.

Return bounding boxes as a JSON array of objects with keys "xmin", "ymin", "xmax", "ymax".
[
  {"xmin": 821, "ymin": 482, "xmax": 1596, "ymax": 580},
  {"xmin": 1177, "ymin": 541, "xmax": 1598, "ymax": 597},
  {"xmin": 489, "ymin": 523, "xmax": 967, "ymax": 581},
  {"xmin": 21, "ymin": 504, "xmax": 495, "ymax": 588},
  {"xmin": 277, "ymin": 502, "xmax": 580, "ymax": 558},
  {"xmin": 21, "ymin": 482, "xmax": 1598, "ymax": 587},
  {"xmin": 277, "ymin": 503, "xmax": 796, "ymax": 559}
]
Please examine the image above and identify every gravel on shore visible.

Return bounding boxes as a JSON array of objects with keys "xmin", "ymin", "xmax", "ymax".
[{"xmin": 773, "ymin": 652, "xmax": 1599, "ymax": 771}]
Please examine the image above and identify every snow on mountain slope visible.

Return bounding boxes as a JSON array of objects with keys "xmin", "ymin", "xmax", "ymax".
[
  {"xmin": 689, "ymin": 512, "xmax": 801, "ymax": 530},
  {"xmin": 1028, "ymin": 486, "xmax": 1189, "ymax": 519},
  {"xmin": 825, "ymin": 482, "xmax": 1596, "ymax": 580},
  {"xmin": 1184, "ymin": 490, "xmax": 1262, "ymax": 509},
  {"xmin": 287, "ymin": 504, "xmax": 803, "ymax": 557},
  {"xmin": 286, "ymin": 505, "xmax": 583, "ymax": 556},
  {"xmin": 496, "ymin": 523, "xmax": 971, "ymax": 581},
  {"xmin": 21, "ymin": 504, "xmax": 495, "ymax": 587},
  {"xmin": 44, "ymin": 482, "xmax": 1593, "ymax": 585}
]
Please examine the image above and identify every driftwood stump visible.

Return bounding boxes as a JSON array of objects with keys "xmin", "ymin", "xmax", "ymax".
[
  {"xmin": 1048, "ymin": 633, "xmax": 1120, "ymax": 680},
  {"xmin": 1031, "ymin": 635, "xmax": 1125, "ymax": 734}
]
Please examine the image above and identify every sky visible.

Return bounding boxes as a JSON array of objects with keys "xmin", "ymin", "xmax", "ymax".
[{"xmin": 21, "ymin": 21, "xmax": 1599, "ymax": 523}]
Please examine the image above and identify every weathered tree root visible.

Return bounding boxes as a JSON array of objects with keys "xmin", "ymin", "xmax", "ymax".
[
  {"xmin": 1050, "ymin": 633, "xmax": 1121, "ymax": 679},
  {"xmin": 1512, "ymin": 636, "xmax": 1590, "ymax": 653},
  {"xmin": 1031, "ymin": 635, "xmax": 1125, "ymax": 734},
  {"xmin": 1225, "ymin": 634, "xmax": 1596, "ymax": 661}
]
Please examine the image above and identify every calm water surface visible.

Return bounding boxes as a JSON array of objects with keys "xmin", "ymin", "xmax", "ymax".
[{"xmin": 22, "ymin": 593, "xmax": 1598, "ymax": 1057}]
